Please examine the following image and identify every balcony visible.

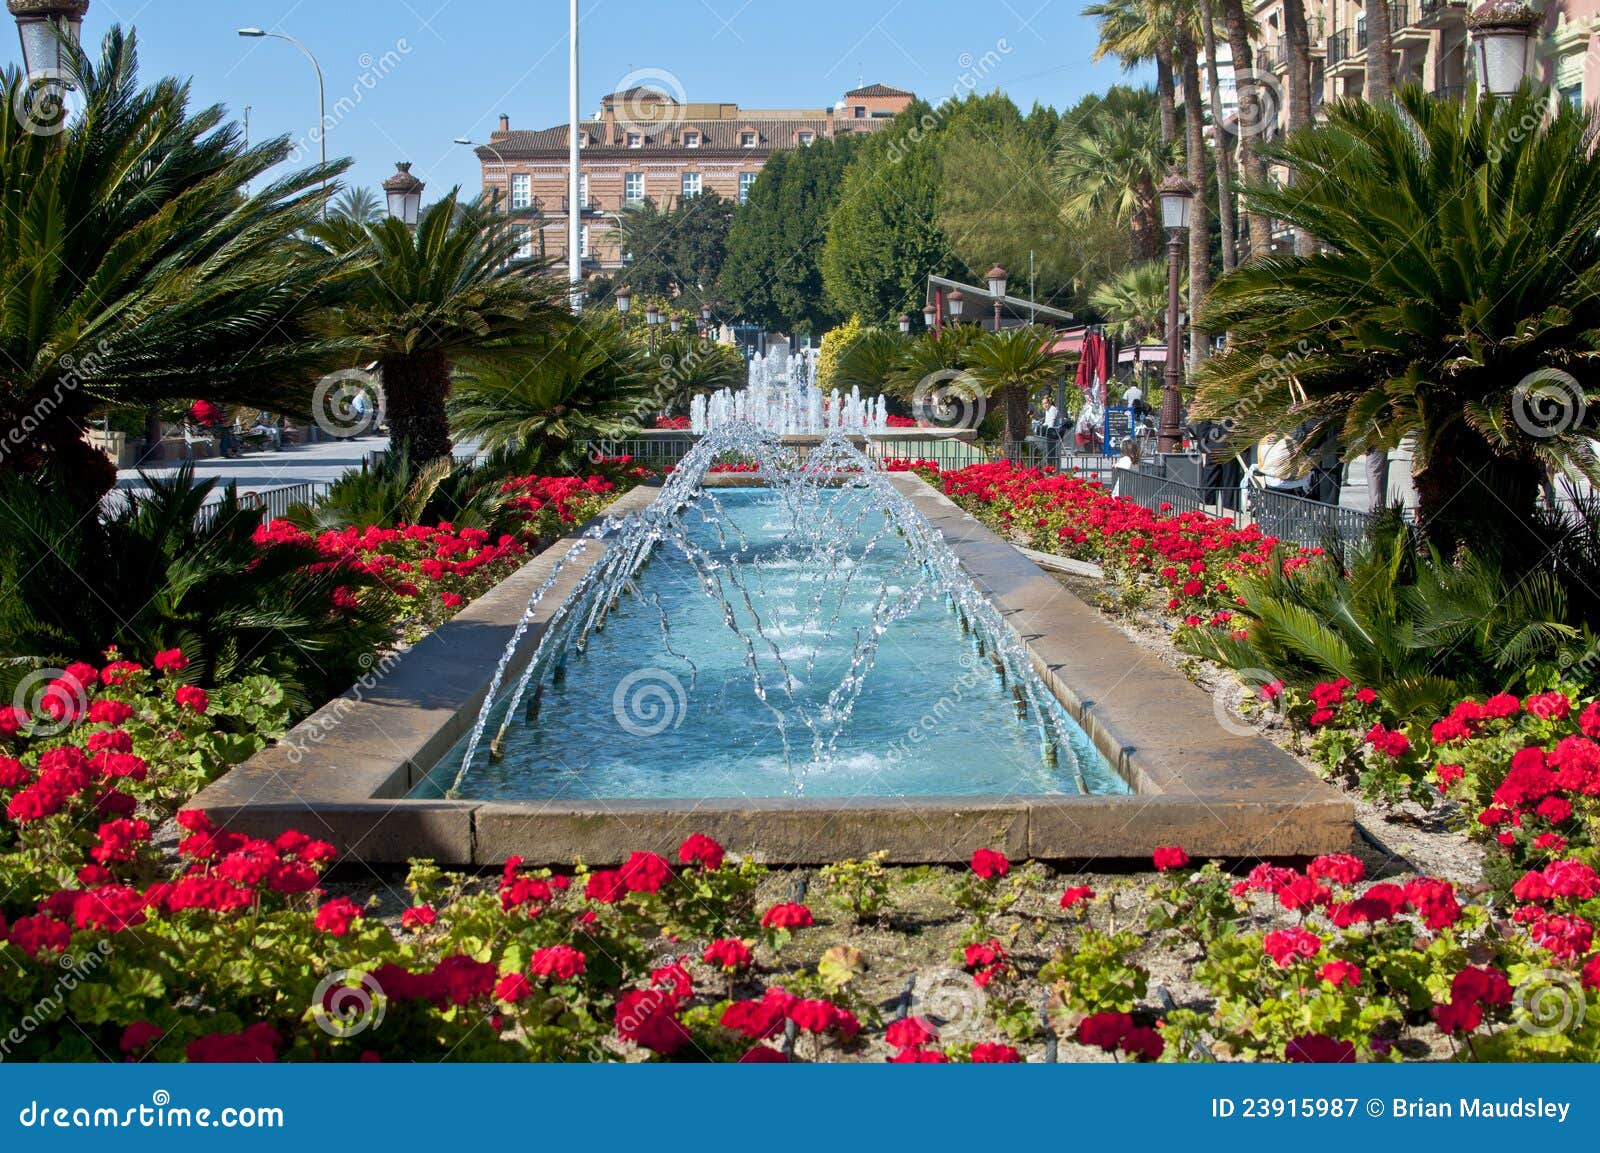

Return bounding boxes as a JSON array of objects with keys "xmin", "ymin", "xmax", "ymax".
[
  {"xmin": 1389, "ymin": 1, "xmax": 1432, "ymax": 45},
  {"xmin": 1419, "ymin": 0, "xmax": 1468, "ymax": 18},
  {"xmin": 559, "ymin": 195, "xmax": 599, "ymax": 215},
  {"xmin": 506, "ymin": 196, "xmax": 544, "ymax": 219},
  {"xmin": 1326, "ymin": 27, "xmax": 1366, "ymax": 74},
  {"xmin": 1256, "ymin": 44, "xmax": 1282, "ymax": 73}
]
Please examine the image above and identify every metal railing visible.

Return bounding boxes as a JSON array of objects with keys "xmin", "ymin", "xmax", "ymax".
[
  {"xmin": 192, "ymin": 480, "xmax": 331, "ymax": 531},
  {"xmin": 582, "ymin": 436, "xmax": 697, "ymax": 468},
  {"xmin": 1246, "ymin": 484, "xmax": 1374, "ymax": 547}
]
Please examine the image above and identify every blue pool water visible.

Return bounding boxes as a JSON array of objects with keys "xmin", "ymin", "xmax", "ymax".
[{"xmin": 419, "ymin": 486, "xmax": 1124, "ymax": 800}]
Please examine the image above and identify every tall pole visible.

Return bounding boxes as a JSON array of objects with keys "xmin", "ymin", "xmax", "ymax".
[
  {"xmin": 1158, "ymin": 227, "xmax": 1185, "ymax": 453},
  {"xmin": 567, "ymin": 0, "xmax": 582, "ymax": 310},
  {"xmin": 238, "ymin": 29, "xmax": 326, "ymax": 215}
]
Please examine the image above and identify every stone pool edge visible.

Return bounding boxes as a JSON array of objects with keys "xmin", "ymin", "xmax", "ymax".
[{"xmin": 190, "ymin": 474, "xmax": 1353, "ymax": 865}]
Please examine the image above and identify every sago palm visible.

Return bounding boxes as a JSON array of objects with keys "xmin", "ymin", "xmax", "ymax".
[
  {"xmin": 449, "ymin": 313, "xmax": 657, "ymax": 471},
  {"xmin": 306, "ymin": 191, "xmax": 564, "ymax": 464},
  {"xmin": 965, "ymin": 326, "xmax": 1071, "ymax": 445},
  {"xmin": 833, "ymin": 329, "xmax": 910, "ymax": 396},
  {"xmin": 651, "ymin": 329, "xmax": 747, "ymax": 412},
  {"xmin": 0, "ymin": 29, "xmax": 348, "ymax": 514},
  {"xmin": 1192, "ymin": 86, "xmax": 1600, "ymax": 555}
]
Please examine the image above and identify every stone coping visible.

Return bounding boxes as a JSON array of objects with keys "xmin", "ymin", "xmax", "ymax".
[{"xmin": 191, "ymin": 474, "xmax": 1353, "ymax": 865}]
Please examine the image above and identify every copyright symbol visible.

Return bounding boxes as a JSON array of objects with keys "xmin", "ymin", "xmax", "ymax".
[{"xmin": 1366, "ymin": 1099, "xmax": 1384, "ymax": 1117}]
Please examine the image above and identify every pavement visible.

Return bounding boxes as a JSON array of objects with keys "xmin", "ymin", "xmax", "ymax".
[{"xmin": 114, "ymin": 434, "xmax": 386, "ymax": 499}]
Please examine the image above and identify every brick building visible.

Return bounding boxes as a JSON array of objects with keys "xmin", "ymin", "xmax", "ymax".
[{"xmin": 473, "ymin": 83, "xmax": 914, "ymax": 275}]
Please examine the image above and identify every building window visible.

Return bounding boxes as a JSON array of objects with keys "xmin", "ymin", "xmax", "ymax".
[
  {"xmin": 624, "ymin": 172, "xmax": 644, "ymax": 203},
  {"xmin": 579, "ymin": 173, "xmax": 589, "ymax": 209},
  {"xmin": 579, "ymin": 224, "xmax": 590, "ymax": 259},
  {"xmin": 685, "ymin": 131, "xmax": 701, "ymax": 148},
  {"xmin": 1561, "ymin": 82, "xmax": 1583, "ymax": 108},
  {"xmin": 513, "ymin": 225, "xmax": 533, "ymax": 259},
  {"xmin": 854, "ymin": 106, "xmax": 866, "ymax": 118},
  {"xmin": 739, "ymin": 172, "xmax": 757, "ymax": 204},
  {"xmin": 798, "ymin": 131, "xmax": 815, "ymax": 145},
  {"xmin": 681, "ymin": 172, "xmax": 702, "ymax": 198},
  {"xmin": 627, "ymin": 132, "xmax": 642, "ymax": 148},
  {"xmin": 740, "ymin": 131, "xmax": 757, "ymax": 147},
  {"xmin": 510, "ymin": 173, "xmax": 531, "ymax": 210}
]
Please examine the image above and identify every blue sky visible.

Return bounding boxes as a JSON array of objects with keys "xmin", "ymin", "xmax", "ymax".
[{"xmin": 12, "ymin": 0, "xmax": 1141, "ymax": 198}]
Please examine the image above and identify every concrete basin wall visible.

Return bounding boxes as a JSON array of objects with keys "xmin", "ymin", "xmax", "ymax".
[{"xmin": 190, "ymin": 474, "xmax": 1353, "ymax": 866}]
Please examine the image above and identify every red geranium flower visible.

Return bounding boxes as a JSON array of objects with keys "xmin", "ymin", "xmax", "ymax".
[
  {"xmin": 885, "ymin": 1016, "xmax": 939, "ymax": 1050},
  {"xmin": 969, "ymin": 848, "xmax": 1010, "ymax": 879},
  {"xmin": 678, "ymin": 833, "xmax": 725, "ymax": 871},
  {"xmin": 1152, "ymin": 845, "xmax": 1190, "ymax": 872},
  {"xmin": 1285, "ymin": 1033, "xmax": 1355, "ymax": 1063},
  {"xmin": 760, "ymin": 902, "xmax": 813, "ymax": 930}
]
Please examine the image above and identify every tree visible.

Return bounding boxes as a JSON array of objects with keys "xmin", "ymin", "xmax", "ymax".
[
  {"xmin": 1365, "ymin": 0, "xmax": 1394, "ymax": 102},
  {"xmin": 1085, "ymin": 0, "xmax": 1181, "ymax": 144},
  {"xmin": 1089, "ymin": 260, "xmax": 1183, "ymax": 343},
  {"xmin": 966, "ymin": 326, "xmax": 1071, "ymax": 446},
  {"xmin": 650, "ymin": 329, "xmax": 747, "ymax": 412},
  {"xmin": 1054, "ymin": 87, "xmax": 1177, "ymax": 262},
  {"xmin": 1217, "ymin": 0, "xmax": 1271, "ymax": 258},
  {"xmin": 306, "ymin": 192, "xmax": 561, "ymax": 464},
  {"xmin": 331, "ymin": 186, "xmax": 384, "ymax": 223},
  {"xmin": 0, "ymin": 30, "xmax": 346, "ymax": 515},
  {"xmin": 1176, "ymin": 22, "xmax": 1212, "ymax": 368},
  {"xmin": 615, "ymin": 190, "xmax": 736, "ymax": 312},
  {"xmin": 936, "ymin": 96, "xmax": 1085, "ymax": 310},
  {"xmin": 1199, "ymin": 0, "xmax": 1238, "ymax": 273},
  {"xmin": 821, "ymin": 101, "xmax": 958, "ymax": 322},
  {"xmin": 721, "ymin": 136, "xmax": 858, "ymax": 333},
  {"xmin": 1192, "ymin": 87, "xmax": 1600, "ymax": 555},
  {"xmin": 448, "ymin": 313, "xmax": 656, "ymax": 471},
  {"xmin": 1281, "ymin": 0, "xmax": 1318, "ymax": 258}
]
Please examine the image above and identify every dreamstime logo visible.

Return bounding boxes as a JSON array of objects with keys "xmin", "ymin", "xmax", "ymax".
[
  {"xmin": 1233, "ymin": 68, "xmax": 1283, "ymax": 140},
  {"xmin": 1511, "ymin": 368, "xmax": 1587, "ymax": 439},
  {"xmin": 1213, "ymin": 667, "xmax": 1285, "ymax": 738},
  {"xmin": 1513, "ymin": 968, "xmax": 1586, "ymax": 1037},
  {"xmin": 11, "ymin": 668, "xmax": 88, "ymax": 737},
  {"xmin": 312, "ymin": 368, "xmax": 383, "ymax": 438},
  {"xmin": 12, "ymin": 68, "xmax": 81, "ymax": 137},
  {"xmin": 612, "ymin": 668, "xmax": 688, "ymax": 737},
  {"xmin": 908, "ymin": 968, "xmax": 987, "ymax": 1041},
  {"xmin": 612, "ymin": 68, "xmax": 688, "ymax": 133},
  {"xmin": 911, "ymin": 368, "xmax": 987, "ymax": 432},
  {"xmin": 312, "ymin": 969, "xmax": 386, "ymax": 1038},
  {"xmin": 287, "ymin": 39, "xmax": 413, "ymax": 164}
]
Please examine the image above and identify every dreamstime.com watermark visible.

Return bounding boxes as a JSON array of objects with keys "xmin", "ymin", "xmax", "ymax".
[
  {"xmin": 882, "ymin": 651, "xmax": 984, "ymax": 765},
  {"xmin": 0, "ymin": 940, "xmax": 112, "ymax": 1061},
  {"xmin": 884, "ymin": 38, "xmax": 1014, "ymax": 163},
  {"xmin": 0, "ymin": 338, "xmax": 114, "ymax": 468},
  {"xmin": 288, "ymin": 40, "xmax": 414, "ymax": 165},
  {"xmin": 16, "ymin": 1091, "xmax": 284, "ymax": 1130}
]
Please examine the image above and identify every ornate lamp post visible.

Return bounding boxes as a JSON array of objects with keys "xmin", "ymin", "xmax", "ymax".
[
  {"xmin": 1157, "ymin": 172, "xmax": 1195, "ymax": 454},
  {"xmin": 701, "ymin": 303, "xmax": 713, "ymax": 336},
  {"xmin": 921, "ymin": 303, "xmax": 936, "ymax": 330},
  {"xmin": 9, "ymin": 0, "xmax": 86, "ymax": 75},
  {"xmin": 669, "ymin": 315, "xmax": 682, "ymax": 335},
  {"xmin": 1468, "ymin": 0, "xmax": 1540, "ymax": 97},
  {"xmin": 645, "ymin": 302, "xmax": 662, "ymax": 354},
  {"xmin": 615, "ymin": 284, "xmax": 632, "ymax": 332},
  {"xmin": 898, "ymin": 313, "xmax": 911, "ymax": 334},
  {"xmin": 382, "ymin": 161, "xmax": 425, "ymax": 227},
  {"xmin": 948, "ymin": 288, "xmax": 965, "ymax": 326},
  {"xmin": 986, "ymin": 264, "xmax": 1008, "ymax": 332}
]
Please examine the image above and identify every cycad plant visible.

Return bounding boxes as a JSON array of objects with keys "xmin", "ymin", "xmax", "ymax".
[
  {"xmin": 0, "ymin": 467, "xmax": 394, "ymax": 710},
  {"xmin": 833, "ymin": 328, "xmax": 910, "ymax": 397},
  {"xmin": 1089, "ymin": 260, "xmax": 1182, "ymax": 343},
  {"xmin": 651, "ymin": 329, "xmax": 747, "ymax": 412},
  {"xmin": 449, "ymin": 313, "xmax": 657, "ymax": 471},
  {"xmin": 965, "ymin": 327, "xmax": 1071, "ymax": 445},
  {"xmin": 306, "ymin": 191, "xmax": 564, "ymax": 464},
  {"xmin": 1183, "ymin": 519, "xmax": 1589, "ymax": 718},
  {"xmin": 287, "ymin": 449, "xmax": 514, "ymax": 534},
  {"xmin": 0, "ymin": 28, "xmax": 348, "ymax": 515},
  {"xmin": 1193, "ymin": 85, "xmax": 1600, "ymax": 555}
]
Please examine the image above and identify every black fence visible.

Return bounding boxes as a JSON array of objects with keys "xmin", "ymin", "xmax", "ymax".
[{"xmin": 192, "ymin": 480, "xmax": 331, "ymax": 532}]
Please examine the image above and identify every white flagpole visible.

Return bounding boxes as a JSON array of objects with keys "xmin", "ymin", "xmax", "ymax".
[{"xmin": 568, "ymin": 0, "xmax": 583, "ymax": 311}]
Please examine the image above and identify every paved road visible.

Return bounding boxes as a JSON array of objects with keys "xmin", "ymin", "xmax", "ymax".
[{"xmin": 114, "ymin": 434, "xmax": 386, "ymax": 498}]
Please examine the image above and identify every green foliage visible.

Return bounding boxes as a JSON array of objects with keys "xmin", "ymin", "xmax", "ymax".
[
  {"xmin": 1193, "ymin": 86, "xmax": 1600, "ymax": 551},
  {"xmin": 722, "ymin": 136, "xmax": 859, "ymax": 333},
  {"xmin": 820, "ymin": 852, "xmax": 893, "ymax": 924},
  {"xmin": 449, "ymin": 312, "xmax": 657, "ymax": 471},
  {"xmin": 0, "ymin": 30, "xmax": 349, "ymax": 511},
  {"xmin": 1089, "ymin": 259, "xmax": 1181, "ymax": 342},
  {"xmin": 821, "ymin": 101, "xmax": 959, "ymax": 322},
  {"xmin": 1054, "ymin": 86, "xmax": 1177, "ymax": 263},
  {"xmin": 614, "ymin": 190, "xmax": 737, "ymax": 311},
  {"xmin": 650, "ymin": 329, "xmax": 748, "ymax": 412},
  {"xmin": 289, "ymin": 448, "xmax": 514, "ymax": 534},
  {"xmin": 964, "ymin": 326, "xmax": 1072, "ymax": 442},
  {"xmin": 1040, "ymin": 928, "xmax": 1149, "ymax": 1014},
  {"xmin": 0, "ymin": 467, "xmax": 393, "ymax": 710},
  {"xmin": 815, "ymin": 315, "xmax": 867, "ymax": 393}
]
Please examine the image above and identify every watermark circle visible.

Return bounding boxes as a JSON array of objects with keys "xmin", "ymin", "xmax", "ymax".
[
  {"xmin": 611, "ymin": 68, "xmax": 688, "ymax": 133},
  {"xmin": 1512, "ymin": 368, "xmax": 1587, "ymax": 440},
  {"xmin": 312, "ymin": 369, "xmax": 383, "ymax": 438},
  {"xmin": 12, "ymin": 667, "xmax": 87, "ymax": 737},
  {"xmin": 911, "ymin": 368, "xmax": 987, "ymax": 432},
  {"xmin": 612, "ymin": 668, "xmax": 688, "ymax": 737},
  {"xmin": 13, "ymin": 69, "xmax": 81, "ymax": 137},
  {"xmin": 312, "ymin": 969, "xmax": 387, "ymax": 1038}
]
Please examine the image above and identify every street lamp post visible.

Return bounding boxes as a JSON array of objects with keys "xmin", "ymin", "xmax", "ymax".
[
  {"xmin": 1157, "ymin": 172, "xmax": 1195, "ymax": 454},
  {"xmin": 9, "ymin": 0, "xmax": 87, "ymax": 75},
  {"xmin": 1468, "ymin": 0, "xmax": 1540, "ymax": 96},
  {"xmin": 237, "ymin": 27, "xmax": 326, "ymax": 212},
  {"xmin": 645, "ymin": 303, "xmax": 661, "ymax": 354},
  {"xmin": 615, "ymin": 285, "xmax": 632, "ymax": 332},
  {"xmin": 898, "ymin": 313, "xmax": 911, "ymax": 334},
  {"xmin": 453, "ymin": 137, "xmax": 512, "ymax": 208},
  {"xmin": 948, "ymin": 289, "xmax": 965, "ymax": 326},
  {"xmin": 986, "ymin": 265, "xmax": 1008, "ymax": 332},
  {"xmin": 669, "ymin": 315, "xmax": 682, "ymax": 336},
  {"xmin": 922, "ymin": 303, "xmax": 936, "ymax": 330},
  {"xmin": 382, "ymin": 162, "xmax": 425, "ymax": 227},
  {"xmin": 701, "ymin": 303, "xmax": 713, "ymax": 337}
]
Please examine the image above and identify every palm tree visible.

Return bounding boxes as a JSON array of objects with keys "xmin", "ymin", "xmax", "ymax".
[
  {"xmin": 1365, "ymin": 0, "xmax": 1395, "ymax": 102},
  {"xmin": 1090, "ymin": 261, "xmax": 1184, "ymax": 343},
  {"xmin": 306, "ymin": 192, "xmax": 563, "ymax": 464},
  {"xmin": 0, "ymin": 30, "xmax": 347, "ymax": 515},
  {"xmin": 835, "ymin": 329, "xmax": 911, "ymax": 396},
  {"xmin": 331, "ymin": 185, "xmax": 384, "ymax": 223},
  {"xmin": 1192, "ymin": 87, "xmax": 1600, "ymax": 555},
  {"xmin": 1054, "ymin": 87, "xmax": 1178, "ymax": 261},
  {"xmin": 966, "ymin": 327, "xmax": 1071, "ymax": 446},
  {"xmin": 1199, "ymin": 0, "xmax": 1238, "ymax": 273},
  {"xmin": 1217, "ymin": 0, "xmax": 1271, "ymax": 257},
  {"xmin": 1084, "ymin": 0, "xmax": 1181, "ymax": 144},
  {"xmin": 449, "ymin": 313, "xmax": 657, "ymax": 472}
]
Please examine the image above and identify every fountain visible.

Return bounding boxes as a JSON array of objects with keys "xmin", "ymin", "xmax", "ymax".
[
  {"xmin": 688, "ymin": 347, "xmax": 890, "ymax": 436},
  {"xmin": 427, "ymin": 423, "xmax": 1118, "ymax": 801}
]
